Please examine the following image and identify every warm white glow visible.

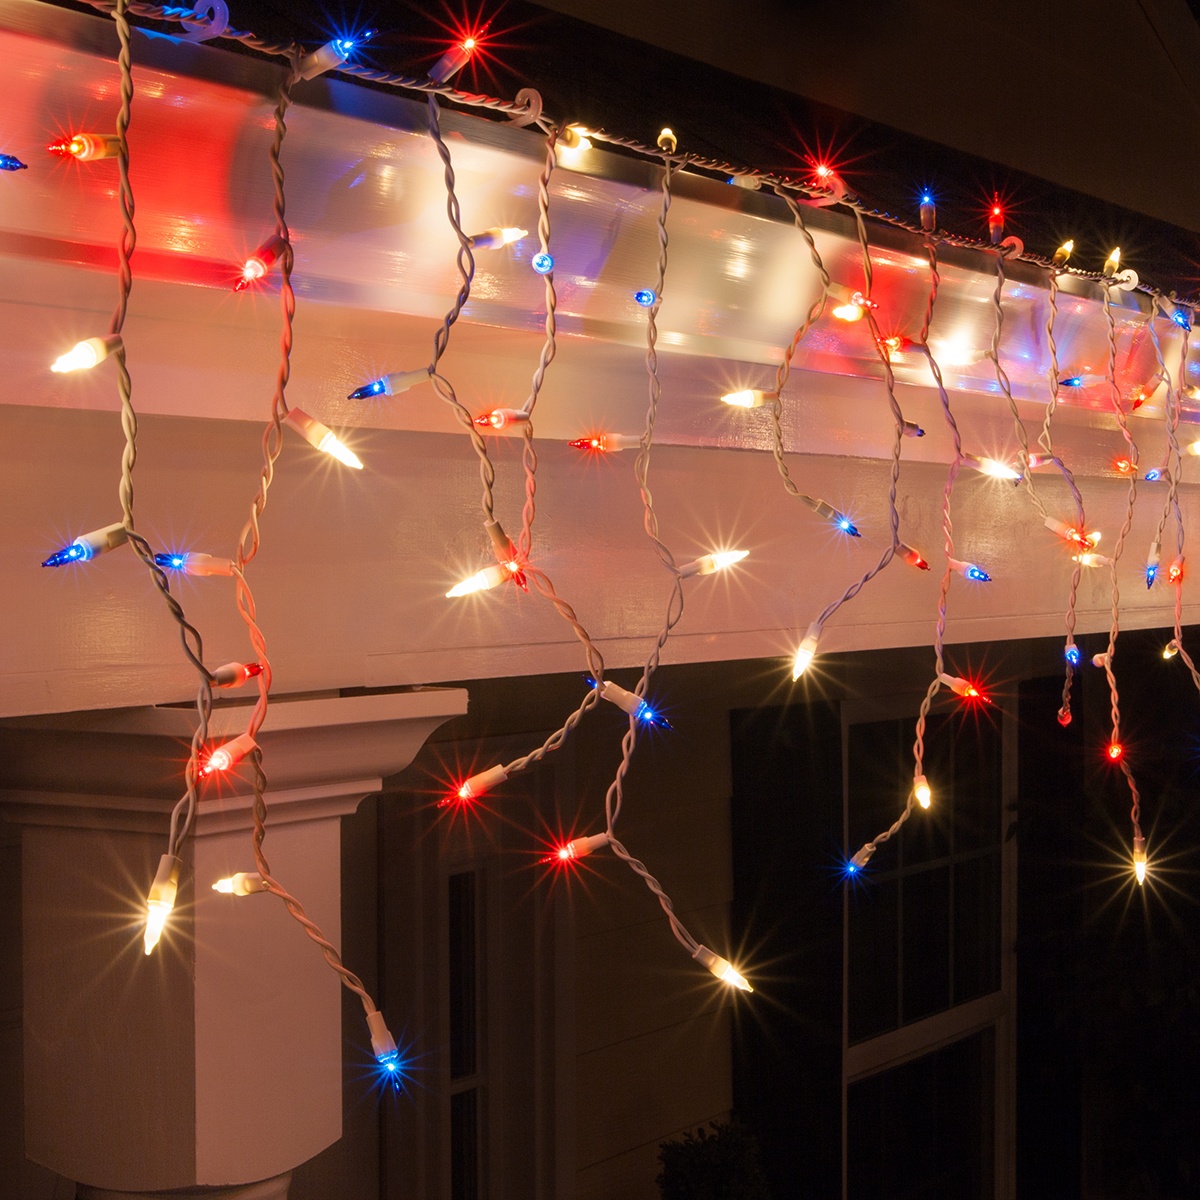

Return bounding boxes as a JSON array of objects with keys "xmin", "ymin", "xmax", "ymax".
[
  {"xmin": 143, "ymin": 901, "xmax": 171, "ymax": 955},
  {"xmin": 694, "ymin": 944, "xmax": 753, "ymax": 992},
  {"xmin": 709, "ymin": 550, "xmax": 748, "ymax": 572},
  {"xmin": 557, "ymin": 127, "xmax": 593, "ymax": 164},
  {"xmin": 212, "ymin": 872, "xmax": 265, "ymax": 896},
  {"xmin": 721, "ymin": 389, "xmax": 774, "ymax": 408},
  {"xmin": 52, "ymin": 338, "xmax": 112, "ymax": 373},
  {"xmin": 972, "ymin": 455, "xmax": 1022, "ymax": 481},
  {"xmin": 931, "ymin": 335, "xmax": 981, "ymax": 367},
  {"xmin": 1133, "ymin": 837, "xmax": 1147, "ymax": 885},
  {"xmin": 831, "ymin": 300, "xmax": 864, "ymax": 322},
  {"xmin": 1163, "ymin": 642, "xmax": 1179, "ymax": 660},
  {"xmin": 316, "ymin": 430, "xmax": 364, "ymax": 470},
  {"xmin": 446, "ymin": 563, "xmax": 510, "ymax": 598},
  {"xmin": 1185, "ymin": 440, "xmax": 1200, "ymax": 457},
  {"xmin": 791, "ymin": 623, "xmax": 822, "ymax": 680},
  {"xmin": 914, "ymin": 775, "xmax": 932, "ymax": 809},
  {"xmin": 1104, "ymin": 247, "xmax": 1121, "ymax": 275}
]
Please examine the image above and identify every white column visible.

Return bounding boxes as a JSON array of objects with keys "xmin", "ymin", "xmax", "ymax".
[{"xmin": 1, "ymin": 689, "xmax": 466, "ymax": 1194}]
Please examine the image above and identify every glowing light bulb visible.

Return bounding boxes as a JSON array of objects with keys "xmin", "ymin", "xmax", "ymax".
[
  {"xmin": 469, "ymin": 227, "xmax": 528, "ymax": 250},
  {"xmin": 543, "ymin": 831, "xmax": 609, "ymax": 865},
  {"xmin": 803, "ymin": 497, "xmax": 860, "ymax": 536},
  {"xmin": 212, "ymin": 871, "xmax": 266, "ymax": 896},
  {"xmin": 1073, "ymin": 552, "xmax": 1111, "ymax": 568},
  {"xmin": 948, "ymin": 558, "xmax": 992, "ymax": 582},
  {"xmin": 42, "ymin": 522, "xmax": 128, "ymax": 568},
  {"xmin": 1060, "ymin": 375, "xmax": 1084, "ymax": 388},
  {"xmin": 0, "ymin": 153, "xmax": 27, "ymax": 171},
  {"xmin": 556, "ymin": 125, "xmax": 593, "ymax": 165},
  {"xmin": 1185, "ymin": 440, "xmax": 1200, "ymax": 457},
  {"xmin": 367, "ymin": 1010, "xmax": 401, "ymax": 1086},
  {"xmin": 1045, "ymin": 517, "xmax": 1098, "ymax": 551},
  {"xmin": 143, "ymin": 854, "xmax": 182, "ymax": 955},
  {"xmin": 828, "ymin": 284, "xmax": 871, "ymax": 322},
  {"xmin": 903, "ymin": 421, "xmax": 926, "ymax": 437},
  {"xmin": 966, "ymin": 453, "xmax": 1022, "ymax": 482},
  {"xmin": 445, "ymin": 764, "xmax": 508, "ymax": 806},
  {"xmin": 721, "ymin": 389, "xmax": 776, "ymax": 408},
  {"xmin": 1107, "ymin": 742, "xmax": 1123, "ymax": 762},
  {"xmin": 939, "ymin": 673, "xmax": 989, "ymax": 703},
  {"xmin": 51, "ymin": 335, "xmax": 121, "ymax": 373},
  {"xmin": 729, "ymin": 173, "xmax": 761, "ymax": 190},
  {"xmin": 657, "ymin": 127, "xmax": 678, "ymax": 153},
  {"xmin": 48, "ymin": 133, "xmax": 120, "ymax": 161},
  {"xmin": 850, "ymin": 845, "xmax": 875, "ymax": 870},
  {"xmin": 988, "ymin": 197, "xmax": 1004, "ymax": 243},
  {"xmin": 568, "ymin": 433, "xmax": 639, "ymax": 453},
  {"xmin": 446, "ymin": 562, "xmax": 520, "ymax": 598},
  {"xmin": 284, "ymin": 408, "xmax": 363, "ymax": 469},
  {"xmin": 1169, "ymin": 558, "xmax": 1184, "ymax": 584},
  {"xmin": 211, "ymin": 661, "xmax": 264, "ymax": 689},
  {"xmin": 593, "ymin": 679, "xmax": 673, "ymax": 729},
  {"xmin": 678, "ymin": 549, "xmax": 749, "ymax": 578},
  {"xmin": 914, "ymin": 774, "xmax": 932, "ymax": 809},
  {"xmin": 634, "ymin": 289, "xmax": 657, "ymax": 307},
  {"xmin": 1132, "ymin": 836, "xmax": 1147, "ymax": 885},
  {"xmin": 1163, "ymin": 641, "xmax": 1178, "ymax": 660},
  {"xmin": 297, "ymin": 35, "xmax": 360, "ymax": 80},
  {"xmin": 1065, "ymin": 643, "xmax": 1080, "ymax": 667},
  {"xmin": 897, "ymin": 542, "xmax": 930, "ymax": 570},
  {"xmin": 791, "ymin": 622, "xmax": 822, "ymax": 680},
  {"xmin": 919, "ymin": 192, "xmax": 936, "ymax": 231},
  {"xmin": 234, "ymin": 234, "xmax": 287, "ymax": 292},
  {"xmin": 429, "ymin": 34, "xmax": 479, "ymax": 83},
  {"xmin": 1115, "ymin": 457, "xmax": 1132, "ymax": 475},
  {"xmin": 531, "ymin": 252, "xmax": 554, "ymax": 274},
  {"xmin": 202, "ymin": 732, "xmax": 257, "ymax": 777},
  {"xmin": 1052, "ymin": 239, "xmax": 1074, "ymax": 266},
  {"xmin": 347, "ymin": 367, "xmax": 430, "ymax": 401},
  {"xmin": 1103, "ymin": 247, "xmax": 1121, "ymax": 277},
  {"xmin": 693, "ymin": 944, "xmax": 752, "ymax": 992},
  {"xmin": 153, "ymin": 551, "xmax": 234, "ymax": 577},
  {"xmin": 474, "ymin": 407, "xmax": 529, "ymax": 431},
  {"xmin": 1171, "ymin": 308, "xmax": 1190, "ymax": 329}
]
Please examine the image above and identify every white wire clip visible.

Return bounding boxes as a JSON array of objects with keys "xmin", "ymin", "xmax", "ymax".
[
  {"xmin": 507, "ymin": 88, "xmax": 544, "ymax": 128},
  {"xmin": 177, "ymin": 1, "xmax": 229, "ymax": 43}
]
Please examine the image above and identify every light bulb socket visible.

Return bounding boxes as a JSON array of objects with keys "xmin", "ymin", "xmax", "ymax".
[{"xmin": 297, "ymin": 41, "xmax": 347, "ymax": 80}]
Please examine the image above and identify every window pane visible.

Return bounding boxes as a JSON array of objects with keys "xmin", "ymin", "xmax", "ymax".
[
  {"xmin": 448, "ymin": 872, "xmax": 477, "ymax": 1081},
  {"xmin": 953, "ymin": 854, "xmax": 1000, "ymax": 1005},
  {"xmin": 849, "ymin": 877, "xmax": 899, "ymax": 1043},
  {"xmin": 901, "ymin": 867, "xmax": 950, "ymax": 1023},
  {"xmin": 847, "ymin": 1030, "xmax": 995, "ymax": 1200},
  {"xmin": 450, "ymin": 1088, "xmax": 480, "ymax": 1200}
]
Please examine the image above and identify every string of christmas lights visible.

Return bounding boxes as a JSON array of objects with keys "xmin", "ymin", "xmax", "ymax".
[{"xmin": 25, "ymin": 0, "xmax": 1200, "ymax": 1070}]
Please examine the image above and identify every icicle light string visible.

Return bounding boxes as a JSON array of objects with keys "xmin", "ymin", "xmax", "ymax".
[
  {"xmin": 103, "ymin": 0, "xmax": 215, "ymax": 882},
  {"xmin": 1041, "ymin": 262, "xmax": 1089, "ymax": 725},
  {"xmin": 1099, "ymin": 279, "xmax": 1145, "ymax": 875}
]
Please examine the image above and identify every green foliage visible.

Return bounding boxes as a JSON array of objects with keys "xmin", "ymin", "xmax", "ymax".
[{"xmin": 656, "ymin": 1120, "xmax": 772, "ymax": 1200}]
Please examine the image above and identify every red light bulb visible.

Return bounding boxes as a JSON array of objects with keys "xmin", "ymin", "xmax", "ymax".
[
  {"xmin": 1115, "ymin": 458, "xmax": 1132, "ymax": 474},
  {"xmin": 988, "ymin": 196, "xmax": 1004, "ymax": 244},
  {"xmin": 1107, "ymin": 742, "xmax": 1124, "ymax": 762},
  {"xmin": 48, "ymin": 133, "xmax": 119, "ymax": 161}
]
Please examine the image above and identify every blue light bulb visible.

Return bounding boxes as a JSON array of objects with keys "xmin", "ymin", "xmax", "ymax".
[
  {"xmin": 966, "ymin": 565, "xmax": 991, "ymax": 582},
  {"xmin": 634, "ymin": 289, "xmax": 656, "ymax": 307},
  {"xmin": 376, "ymin": 1050, "xmax": 404, "ymax": 1089},
  {"xmin": 0, "ymin": 153, "xmax": 27, "ymax": 172},
  {"xmin": 635, "ymin": 698, "xmax": 673, "ymax": 731},
  {"xmin": 1144, "ymin": 468, "xmax": 1162, "ymax": 481},
  {"xmin": 42, "ymin": 541, "xmax": 91, "ymax": 568},
  {"xmin": 1172, "ymin": 309, "xmax": 1190, "ymax": 330},
  {"xmin": 348, "ymin": 378, "xmax": 386, "ymax": 400},
  {"xmin": 836, "ymin": 515, "xmax": 861, "ymax": 537},
  {"xmin": 920, "ymin": 192, "xmax": 934, "ymax": 205},
  {"xmin": 532, "ymin": 253, "xmax": 554, "ymax": 275},
  {"xmin": 1146, "ymin": 563, "xmax": 1158, "ymax": 588},
  {"xmin": 1065, "ymin": 644, "xmax": 1081, "ymax": 667},
  {"xmin": 154, "ymin": 552, "xmax": 188, "ymax": 571},
  {"xmin": 1061, "ymin": 376, "xmax": 1083, "ymax": 388}
]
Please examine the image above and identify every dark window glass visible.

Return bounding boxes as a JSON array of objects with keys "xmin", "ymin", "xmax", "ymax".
[
  {"xmin": 450, "ymin": 1088, "xmax": 479, "ymax": 1200},
  {"xmin": 847, "ymin": 1030, "xmax": 995, "ymax": 1200},
  {"xmin": 448, "ymin": 871, "xmax": 477, "ymax": 1081}
]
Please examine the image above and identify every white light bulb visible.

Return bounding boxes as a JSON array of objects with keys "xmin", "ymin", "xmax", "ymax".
[
  {"xmin": 446, "ymin": 563, "xmax": 514, "ymax": 598},
  {"xmin": 693, "ymin": 944, "xmax": 752, "ymax": 992},
  {"xmin": 721, "ymin": 389, "xmax": 776, "ymax": 408},
  {"xmin": 966, "ymin": 453, "xmax": 1021, "ymax": 482},
  {"xmin": 1133, "ymin": 836, "xmax": 1147, "ymax": 886},
  {"xmin": 143, "ymin": 854, "xmax": 182, "ymax": 955},
  {"xmin": 914, "ymin": 774, "xmax": 932, "ymax": 809},
  {"xmin": 51, "ymin": 335, "xmax": 121, "ymax": 373},
  {"xmin": 679, "ymin": 549, "xmax": 749, "ymax": 578},
  {"xmin": 212, "ymin": 871, "xmax": 266, "ymax": 896},
  {"xmin": 469, "ymin": 226, "xmax": 528, "ymax": 249},
  {"xmin": 285, "ymin": 408, "xmax": 363, "ymax": 469},
  {"xmin": 791, "ymin": 622, "xmax": 822, "ymax": 680}
]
